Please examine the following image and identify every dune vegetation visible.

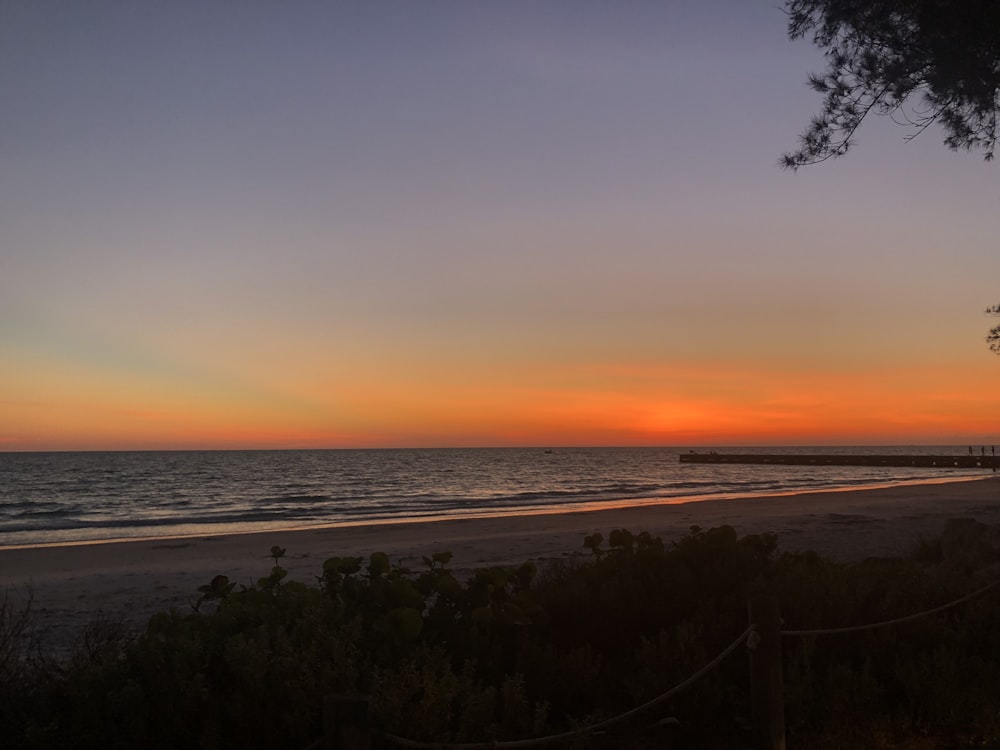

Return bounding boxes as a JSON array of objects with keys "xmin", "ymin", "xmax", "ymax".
[{"xmin": 2, "ymin": 524, "xmax": 999, "ymax": 749}]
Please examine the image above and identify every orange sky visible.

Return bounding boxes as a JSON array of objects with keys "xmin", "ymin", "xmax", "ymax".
[
  {"xmin": 4, "ymin": 350, "xmax": 998, "ymax": 450},
  {"xmin": 2, "ymin": 2, "xmax": 999, "ymax": 452}
]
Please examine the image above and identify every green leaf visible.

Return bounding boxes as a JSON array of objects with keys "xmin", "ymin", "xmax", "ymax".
[
  {"xmin": 323, "ymin": 556, "xmax": 362, "ymax": 575},
  {"xmin": 368, "ymin": 551, "xmax": 390, "ymax": 578},
  {"xmin": 609, "ymin": 528, "xmax": 634, "ymax": 550},
  {"xmin": 431, "ymin": 551, "xmax": 453, "ymax": 566},
  {"xmin": 197, "ymin": 574, "xmax": 234, "ymax": 599}
]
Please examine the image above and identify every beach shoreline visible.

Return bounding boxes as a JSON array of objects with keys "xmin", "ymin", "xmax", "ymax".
[
  {"xmin": 2, "ymin": 472, "xmax": 987, "ymax": 553},
  {"xmin": 3, "ymin": 475, "xmax": 999, "ymax": 650}
]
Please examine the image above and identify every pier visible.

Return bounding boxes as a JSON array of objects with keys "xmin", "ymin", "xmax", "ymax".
[{"xmin": 678, "ymin": 453, "xmax": 999, "ymax": 470}]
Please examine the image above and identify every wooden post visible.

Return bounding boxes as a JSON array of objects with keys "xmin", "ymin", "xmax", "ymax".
[
  {"xmin": 323, "ymin": 693, "xmax": 371, "ymax": 750},
  {"xmin": 749, "ymin": 587, "xmax": 785, "ymax": 750}
]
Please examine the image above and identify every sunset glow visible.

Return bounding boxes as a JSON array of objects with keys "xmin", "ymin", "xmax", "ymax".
[{"xmin": 2, "ymin": 2, "xmax": 998, "ymax": 452}]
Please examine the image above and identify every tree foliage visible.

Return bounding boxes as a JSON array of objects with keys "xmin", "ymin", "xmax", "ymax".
[
  {"xmin": 782, "ymin": 0, "xmax": 1000, "ymax": 169},
  {"xmin": 987, "ymin": 304, "xmax": 1000, "ymax": 354}
]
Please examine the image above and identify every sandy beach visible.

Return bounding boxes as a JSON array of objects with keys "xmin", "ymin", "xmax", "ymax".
[{"xmin": 2, "ymin": 476, "xmax": 999, "ymax": 650}]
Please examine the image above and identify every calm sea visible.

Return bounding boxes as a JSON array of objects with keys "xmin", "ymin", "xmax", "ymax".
[{"xmin": 0, "ymin": 446, "xmax": 991, "ymax": 548}]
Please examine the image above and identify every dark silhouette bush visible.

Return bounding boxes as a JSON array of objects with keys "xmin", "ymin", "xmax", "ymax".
[{"xmin": 2, "ymin": 526, "xmax": 999, "ymax": 749}]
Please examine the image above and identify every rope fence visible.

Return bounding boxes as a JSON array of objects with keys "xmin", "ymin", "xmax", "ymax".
[
  {"xmin": 307, "ymin": 575, "xmax": 999, "ymax": 750},
  {"xmin": 781, "ymin": 578, "xmax": 1000, "ymax": 637},
  {"xmin": 377, "ymin": 623, "xmax": 757, "ymax": 750}
]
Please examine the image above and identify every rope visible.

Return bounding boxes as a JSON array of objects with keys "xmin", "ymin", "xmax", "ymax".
[
  {"xmin": 303, "ymin": 577, "xmax": 1000, "ymax": 749},
  {"xmin": 377, "ymin": 624, "xmax": 757, "ymax": 749},
  {"xmin": 782, "ymin": 578, "xmax": 1000, "ymax": 637}
]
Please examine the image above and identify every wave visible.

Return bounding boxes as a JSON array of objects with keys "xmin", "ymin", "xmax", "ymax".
[{"xmin": 1, "ymin": 446, "xmax": 990, "ymax": 547}]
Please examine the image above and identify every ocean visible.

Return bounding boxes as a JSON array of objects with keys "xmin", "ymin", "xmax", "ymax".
[{"xmin": 0, "ymin": 446, "xmax": 991, "ymax": 548}]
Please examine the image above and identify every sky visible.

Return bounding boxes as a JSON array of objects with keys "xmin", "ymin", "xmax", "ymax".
[{"xmin": 2, "ymin": 1, "xmax": 999, "ymax": 451}]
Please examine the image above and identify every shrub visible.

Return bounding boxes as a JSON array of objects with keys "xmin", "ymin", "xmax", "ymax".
[{"xmin": 5, "ymin": 526, "xmax": 1000, "ymax": 749}]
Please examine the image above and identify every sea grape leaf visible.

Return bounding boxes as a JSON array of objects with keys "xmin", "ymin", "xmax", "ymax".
[{"xmin": 323, "ymin": 556, "xmax": 362, "ymax": 575}]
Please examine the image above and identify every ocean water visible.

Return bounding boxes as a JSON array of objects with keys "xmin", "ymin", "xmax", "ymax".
[{"xmin": 0, "ymin": 446, "xmax": 991, "ymax": 548}]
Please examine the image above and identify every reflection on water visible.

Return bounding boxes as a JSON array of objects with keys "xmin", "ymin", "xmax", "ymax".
[{"xmin": 0, "ymin": 446, "xmax": 988, "ymax": 547}]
